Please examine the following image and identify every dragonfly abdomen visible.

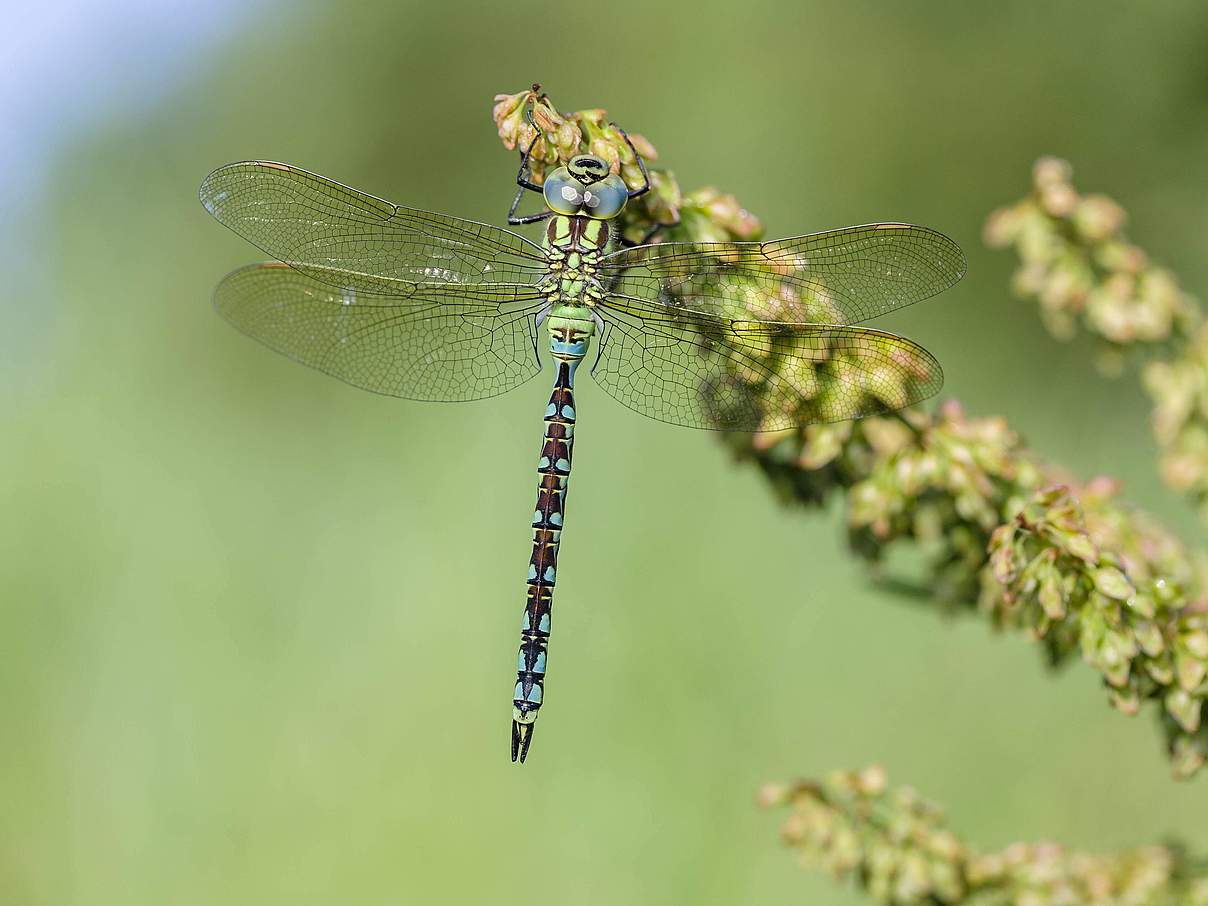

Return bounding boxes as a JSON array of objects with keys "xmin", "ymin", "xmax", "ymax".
[{"xmin": 512, "ymin": 355, "xmax": 580, "ymax": 763}]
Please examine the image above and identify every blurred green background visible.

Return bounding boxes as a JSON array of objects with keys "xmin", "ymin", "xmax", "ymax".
[{"xmin": 4, "ymin": 1, "xmax": 1208, "ymax": 903}]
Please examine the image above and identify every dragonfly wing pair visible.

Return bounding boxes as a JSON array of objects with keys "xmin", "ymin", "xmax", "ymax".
[
  {"xmin": 201, "ymin": 161, "xmax": 550, "ymax": 401},
  {"xmin": 590, "ymin": 224, "xmax": 963, "ymax": 429},
  {"xmin": 201, "ymin": 161, "xmax": 964, "ymax": 428}
]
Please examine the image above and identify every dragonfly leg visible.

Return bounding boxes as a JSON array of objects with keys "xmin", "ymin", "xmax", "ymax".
[
  {"xmin": 612, "ymin": 123, "xmax": 651, "ymax": 200},
  {"xmin": 507, "ymin": 130, "xmax": 553, "ymax": 225},
  {"xmin": 507, "ymin": 184, "xmax": 553, "ymax": 226},
  {"xmin": 611, "ymin": 120, "xmax": 671, "ymax": 251},
  {"xmin": 515, "ymin": 128, "xmax": 543, "ymax": 193}
]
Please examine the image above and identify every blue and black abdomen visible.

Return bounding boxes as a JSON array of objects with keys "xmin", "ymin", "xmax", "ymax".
[{"xmin": 512, "ymin": 358, "xmax": 578, "ymax": 762}]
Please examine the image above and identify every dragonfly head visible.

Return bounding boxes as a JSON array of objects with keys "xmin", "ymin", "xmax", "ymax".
[
  {"xmin": 567, "ymin": 154, "xmax": 610, "ymax": 184},
  {"xmin": 544, "ymin": 157, "xmax": 629, "ymax": 220}
]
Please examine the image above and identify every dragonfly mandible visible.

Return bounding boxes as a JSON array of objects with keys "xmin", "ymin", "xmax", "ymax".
[{"xmin": 200, "ymin": 117, "xmax": 965, "ymax": 763}]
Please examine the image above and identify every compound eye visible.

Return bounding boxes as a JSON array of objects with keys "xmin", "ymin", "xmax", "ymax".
[
  {"xmin": 581, "ymin": 173, "xmax": 628, "ymax": 219},
  {"xmin": 542, "ymin": 167, "xmax": 584, "ymax": 215}
]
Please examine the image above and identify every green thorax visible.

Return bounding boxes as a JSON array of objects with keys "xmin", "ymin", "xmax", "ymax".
[
  {"xmin": 543, "ymin": 215, "xmax": 611, "ymax": 362},
  {"xmin": 542, "ymin": 214, "xmax": 611, "ymax": 305}
]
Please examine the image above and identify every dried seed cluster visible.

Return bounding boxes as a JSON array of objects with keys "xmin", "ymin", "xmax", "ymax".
[{"xmin": 762, "ymin": 767, "xmax": 1208, "ymax": 906}]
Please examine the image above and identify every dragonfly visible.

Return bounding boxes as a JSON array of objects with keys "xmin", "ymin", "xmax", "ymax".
[{"xmin": 199, "ymin": 120, "xmax": 964, "ymax": 763}]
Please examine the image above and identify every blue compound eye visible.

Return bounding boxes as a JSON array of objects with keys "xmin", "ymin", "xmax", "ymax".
[
  {"xmin": 580, "ymin": 173, "xmax": 627, "ymax": 220},
  {"xmin": 543, "ymin": 167, "xmax": 585, "ymax": 215}
]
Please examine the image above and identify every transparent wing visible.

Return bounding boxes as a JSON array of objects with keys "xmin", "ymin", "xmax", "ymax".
[
  {"xmin": 593, "ymin": 294, "xmax": 943, "ymax": 431},
  {"xmin": 214, "ymin": 263, "xmax": 547, "ymax": 402},
  {"xmin": 600, "ymin": 223, "xmax": 964, "ymax": 325},
  {"xmin": 200, "ymin": 160, "xmax": 547, "ymax": 298}
]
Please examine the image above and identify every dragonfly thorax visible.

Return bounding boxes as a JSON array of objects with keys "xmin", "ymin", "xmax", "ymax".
[{"xmin": 542, "ymin": 214, "xmax": 611, "ymax": 313}]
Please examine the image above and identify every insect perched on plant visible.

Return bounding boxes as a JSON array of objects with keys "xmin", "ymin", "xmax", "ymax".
[{"xmin": 200, "ymin": 97, "xmax": 964, "ymax": 763}]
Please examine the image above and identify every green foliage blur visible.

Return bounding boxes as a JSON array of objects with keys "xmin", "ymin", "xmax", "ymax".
[{"xmin": 3, "ymin": 2, "xmax": 1208, "ymax": 904}]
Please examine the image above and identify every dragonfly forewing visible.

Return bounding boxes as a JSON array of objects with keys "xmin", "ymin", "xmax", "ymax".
[
  {"xmin": 200, "ymin": 161, "xmax": 549, "ymax": 298},
  {"xmin": 599, "ymin": 223, "xmax": 965, "ymax": 326}
]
